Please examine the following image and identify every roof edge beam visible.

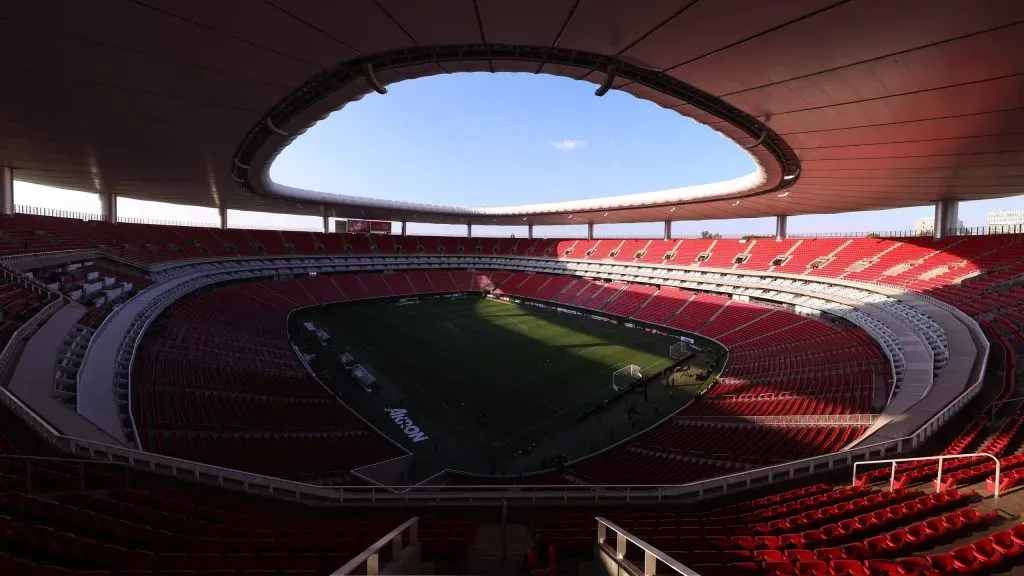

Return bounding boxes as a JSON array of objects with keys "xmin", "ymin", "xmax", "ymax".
[
  {"xmin": 365, "ymin": 63, "xmax": 387, "ymax": 95},
  {"xmin": 594, "ymin": 64, "xmax": 620, "ymax": 97}
]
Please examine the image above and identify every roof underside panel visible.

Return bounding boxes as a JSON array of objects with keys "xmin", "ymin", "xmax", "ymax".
[{"xmin": 0, "ymin": 1, "xmax": 1022, "ymax": 223}]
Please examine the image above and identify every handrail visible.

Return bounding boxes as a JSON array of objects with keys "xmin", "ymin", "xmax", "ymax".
[
  {"xmin": 332, "ymin": 517, "xmax": 419, "ymax": 576},
  {"xmin": 988, "ymin": 397, "xmax": 1024, "ymax": 418},
  {"xmin": 596, "ymin": 516, "xmax": 699, "ymax": 576},
  {"xmin": 852, "ymin": 453, "xmax": 1001, "ymax": 500},
  {"xmin": 0, "ymin": 248, "xmax": 102, "ymax": 264}
]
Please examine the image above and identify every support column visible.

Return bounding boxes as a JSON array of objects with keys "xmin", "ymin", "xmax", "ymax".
[
  {"xmin": 1, "ymin": 166, "xmax": 13, "ymax": 216},
  {"xmin": 528, "ymin": 224, "xmax": 534, "ymax": 239},
  {"xmin": 467, "ymin": 222, "xmax": 472, "ymax": 238},
  {"xmin": 933, "ymin": 199, "xmax": 960, "ymax": 239},
  {"xmin": 218, "ymin": 205, "xmax": 228, "ymax": 230},
  {"xmin": 321, "ymin": 205, "xmax": 330, "ymax": 234},
  {"xmin": 775, "ymin": 214, "xmax": 788, "ymax": 241},
  {"xmin": 401, "ymin": 220, "xmax": 407, "ymax": 236},
  {"xmin": 100, "ymin": 191, "xmax": 117, "ymax": 224},
  {"xmin": 663, "ymin": 220, "xmax": 672, "ymax": 240},
  {"xmin": 587, "ymin": 222, "xmax": 594, "ymax": 240}
]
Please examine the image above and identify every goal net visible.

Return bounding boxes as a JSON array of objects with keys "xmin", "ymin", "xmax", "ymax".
[
  {"xmin": 670, "ymin": 341, "xmax": 690, "ymax": 359},
  {"xmin": 396, "ymin": 297, "xmax": 419, "ymax": 306},
  {"xmin": 612, "ymin": 364, "xmax": 643, "ymax": 391}
]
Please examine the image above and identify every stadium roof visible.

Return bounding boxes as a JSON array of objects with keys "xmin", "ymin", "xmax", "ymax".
[{"xmin": 3, "ymin": 1, "xmax": 1024, "ymax": 225}]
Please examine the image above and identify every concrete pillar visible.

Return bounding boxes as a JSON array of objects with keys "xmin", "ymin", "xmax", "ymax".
[
  {"xmin": 528, "ymin": 224, "xmax": 534, "ymax": 239},
  {"xmin": 401, "ymin": 220, "xmax": 407, "ymax": 236},
  {"xmin": 321, "ymin": 205, "xmax": 330, "ymax": 234},
  {"xmin": 467, "ymin": 222, "xmax": 472, "ymax": 238},
  {"xmin": 101, "ymin": 191, "xmax": 117, "ymax": 223},
  {"xmin": 933, "ymin": 199, "xmax": 960, "ymax": 239},
  {"xmin": 219, "ymin": 205, "xmax": 228, "ymax": 229},
  {"xmin": 775, "ymin": 214, "xmax": 788, "ymax": 241},
  {"xmin": 663, "ymin": 220, "xmax": 672, "ymax": 240},
  {"xmin": 587, "ymin": 222, "xmax": 594, "ymax": 240},
  {"xmin": 1, "ymin": 166, "xmax": 13, "ymax": 216}
]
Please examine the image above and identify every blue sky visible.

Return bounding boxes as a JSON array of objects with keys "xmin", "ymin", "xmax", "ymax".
[
  {"xmin": 270, "ymin": 73, "xmax": 754, "ymax": 207},
  {"xmin": 14, "ymin": 72, "xmax": 1024, "ymax": 236}
]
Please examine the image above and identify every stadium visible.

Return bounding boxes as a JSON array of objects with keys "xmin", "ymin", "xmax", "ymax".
[{"xmin": 0, "ymin": 1, "xmax": 1023, "ymax": 575}]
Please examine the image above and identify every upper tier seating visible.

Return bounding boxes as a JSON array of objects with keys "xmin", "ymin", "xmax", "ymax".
[{"xmin": 3, "ymin": 212, "xmax": 1021, "ymax": 307}]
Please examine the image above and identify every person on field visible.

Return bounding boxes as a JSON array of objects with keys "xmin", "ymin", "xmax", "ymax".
[{"xmin": 524, "ymin": 532, "xmax": 557, "ymax": 576}]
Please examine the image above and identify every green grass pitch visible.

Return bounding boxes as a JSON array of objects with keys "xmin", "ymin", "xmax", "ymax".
[{"xmin": 301, "ymin": 296, "xmax": 681, "ymax": 451}]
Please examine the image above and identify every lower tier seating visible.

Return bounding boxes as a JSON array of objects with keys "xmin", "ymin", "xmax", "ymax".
[
  {"xmin": 131, "ymin": 283, "xmax": 402, "ymax": 482},
  {"xmin": 129, "ymin": 270, "xmax": 884, "ymax": 487}
]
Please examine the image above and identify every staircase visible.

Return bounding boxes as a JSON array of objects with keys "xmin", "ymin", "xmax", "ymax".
[
  {"xmin": 465, "ymin": 524, "xmax": 533, "ymax": 575},
  {"xmin": 716, "ymin": 309, "xmax": 776, "ymax": 339},
  {"xmin": 663, "ymin": 292, "xmax": 698, "ymax": 324},
  {"xmin": 53, "ymin": 323, "xmax": 94, "ymax": 407},
  {"xmin": 731, "ymin": 239, "xmax": 758, "ymax": 269},
  {"xmin": 634, "ymin": 239, "xmax": 654, "ymax": 261},
  {"xmin": 840, "ymin": 241, "xmax": 903, "ymax": 278},
  {"xmin": 630, "ymin": 288, "xmax": 664, "ymax": 318},
  {"xmin": 695, "ymin": 299, "xmax": 731, "ymax": 331}
]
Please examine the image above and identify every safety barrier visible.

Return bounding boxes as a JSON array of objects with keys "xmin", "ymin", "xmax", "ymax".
[
  {"xmin": 853, "ymin": 453, "xmax": 1001, "ymax": 499},
  {"xmin": 596, "ymin": 517, "xmax": 698, "ymax": 576},
  {"xmin": 332, "ymin": 517, "xmax": 419, "ymax": 576},
  {"xmin": 676, "ymin": 414, "xmax": 877, "ymax": 426}
]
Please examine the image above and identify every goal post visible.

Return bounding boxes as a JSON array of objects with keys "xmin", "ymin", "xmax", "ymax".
[
  {"xmin": 670, "ymin": 341, "xmax": 690, "ymax": 359},
  {"xmin": 612, "ymin": 364, "xmax": 643, "ymax": 391}
]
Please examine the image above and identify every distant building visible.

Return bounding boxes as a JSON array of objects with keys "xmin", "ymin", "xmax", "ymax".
[
  {"xmin": 987, "ymin": 209, "xmax": 1024, "ymax": 232},
  {"xmin": 914, "ymin": 215, "xmax": 965, "ymax": 235},
  {"xmin": 913, "ymin": 216, "xmax": 934, "ymax": 234}
]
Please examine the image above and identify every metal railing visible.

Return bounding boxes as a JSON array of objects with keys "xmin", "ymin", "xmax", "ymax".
[
  {"xmin": 0, "ymin": 249, "xmax": 102, "ymax": 264},
  {"xmin": 0, "ymin": 298, "xmax": 65, "ymax": 382},
  {"xmin": 676, "ymin": 414, "xmax": 877, "ymax": 426},
  {"xmin": 15, "ymin": 204, "xmax": 102, "ymax": 221},
  {"xmin": 332, "ymin": 517, "xmax": 419, "ymax": 576},
  {"xmin": 597, "ymin": 517, "xmax": 698, "ymax": 576},
  {"xmin": 11, "ymin": 204, "xmax": 1024, "ymax": 240},
  {"xmin": 230, "ymin": 223, "xmax": 325, "ymax": 232},
  {"xmin": 0, "ymin": 454, "xmax": 129, "ymax": 494},
  {"xmin": 117, "ymin": 215, "xmax": 219, "ymax": 228},
  {"xmin": 852, "ymin": 453, "xmax": 1001, "ymax": 499}
]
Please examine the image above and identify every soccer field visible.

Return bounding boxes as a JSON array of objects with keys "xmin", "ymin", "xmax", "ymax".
[{"xmin": 299, "ymin": 296, "xmax": 682, "ymax": 453}]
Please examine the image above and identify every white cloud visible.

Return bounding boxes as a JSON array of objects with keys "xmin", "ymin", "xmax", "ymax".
[{"xmin": 551, "ymin": 138, "xmax": 587, "ymax": 151}]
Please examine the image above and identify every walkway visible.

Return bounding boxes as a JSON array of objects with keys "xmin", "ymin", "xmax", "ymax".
[{"xmin": 7, "ymin": 301, "xmax": 122, "ymax": 445}]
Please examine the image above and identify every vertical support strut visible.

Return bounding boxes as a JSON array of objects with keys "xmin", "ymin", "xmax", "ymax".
[
  {"xmin": 1, "ymin": 166, "xmax": 13, "ymax": 216},
  {"xmin": 933, "ymin": 199, "xmax": 960, "ymax": 239},
  {"xmin": 101, "ymin": 191, "xmax": 117, "ymax": 224},
  {"xmin": 775, "ymin": 214, "xmax": 788, "ymax": 241},
  {"xmin": 219, "ymin": 205, "xmax": 228, "ymax": 230},
  {"xmin": 587, "ymin": 222, "xmax": 594, "ymax": 240},
  {"xmin": 663, "ymin": 220, "xmax": 672, "ymax": 240},
  {"xmin": 321, "ymin": 205, "xmax": 330, "ymax": 234},
  {"xmin": 528, "ymin": 223, "xmax": 534, "ymax": 239},
  {"xmin": 401, "ymin": 220, "xmax": 407, "ymax": 236},
  {"xmin": 467, "ymin": 222, "xmax": 472, "ymax": 238}
]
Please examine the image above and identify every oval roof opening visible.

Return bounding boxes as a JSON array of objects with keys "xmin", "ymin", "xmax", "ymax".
[{"xmin": 270, "ymin": 73, "xmax": 756, "ymax": 209}]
